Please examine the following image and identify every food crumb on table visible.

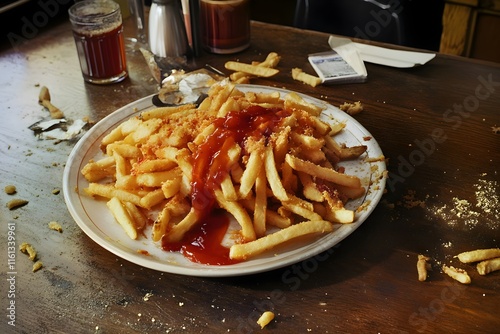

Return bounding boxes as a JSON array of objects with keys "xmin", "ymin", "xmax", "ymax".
[
  {"xmin": 20, "ymin": 242, "xmax": 37, "ymax": 261},
  {"xmin": 48, "ymin": 221, "xmax": 63, "ymax": 233},
  {"xmin": 32, "ymin": 261, "xmax": 43, "ymax": 272},
  {"xmin": 4, "ymin": 185, "xmax": 17, "ymax": 194},
  {"xmin": 6, "ymin": 198, "xmax": 29, "ymax": 210}
]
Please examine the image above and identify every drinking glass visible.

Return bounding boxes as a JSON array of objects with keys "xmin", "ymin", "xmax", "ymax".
[
  {"xmin": 69, "ymin": 0, "xmax": 128, "ymax": 84},
  {"xmin": 200, "ymin": 0, "xmax": 250, "ymax": 54}
]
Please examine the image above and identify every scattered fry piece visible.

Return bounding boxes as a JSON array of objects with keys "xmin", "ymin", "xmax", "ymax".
[
  {"xmin": 48, "ymin": 221, "xmax": 63, "ymax": 233},
  {"xmin": 292, "ymin": 68, "xmax": 322, "ymax": 87},
  {"xmin": 32, "ymin": 261, "xmax": 43, "ymax": 272},
  {"xmin": 225, "ymin": 61, "xmax": 279, "ymax": 77},
  {"xmin": 6, "ymin": 198, "xmax": 29, "ymax": 210},
  {"xmin": 257, "ymin": 311, "xmax": 275, "ymax": 329},
  {"xmin": 456, "ymin": 248, "xmax": 500, "ymax": 263},
  {"xmin": 477, "ymin": 257, "xmax": 500, "ymax": 275},
  {"xmin": 442, "ymin": 265, "xmax": 471, "ymax": 284},
  {"xmin": 339, "ymin": 101, "xmax": 363, "ymax": 115},
  {"xmin": 38, "ymin": 86, "xmax": 64, "ymax": 119},
  {"xmin": 20, "ymin": 242, "xmax": 37, "ymax": 261},
  {"xmin": 417, "ymin": 255, "xmax": 431, "ymax": 282}
]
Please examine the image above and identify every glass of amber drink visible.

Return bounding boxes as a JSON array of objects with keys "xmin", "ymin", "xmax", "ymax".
[
  {"xmin": 200, "ymin": 0, "xmax": 250, "ymax": 54},
  {"xmin": 69, "ymin": 0, "xmax": 128, "ymax": 84}
]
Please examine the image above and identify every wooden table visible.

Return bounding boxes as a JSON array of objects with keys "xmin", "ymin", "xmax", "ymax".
[{"xmin": 1, "ymin": 17, "xmax": 499, "ymax": 334}]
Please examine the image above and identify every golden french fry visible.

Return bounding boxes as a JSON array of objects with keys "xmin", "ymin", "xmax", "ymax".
[
  {"xmin": 152, "ymin": 205, "xmax": 170, "ymax": 242},
  {"xmin": 477, "ymin": 257, "xmax": 500, "ymax": 275},
  {"xmin": 442, "ymin": 265, "xmax": 471, "ymax": 284},
  {"xmin": 106, "ymin": 197, "xmax": 138, "ymax": 239},
  {"xmin": 113, "ymin": 150, "xmax": 130, "ymax": 178},
  {"xmin": 456, "ymin": 248, "xmax": 500, "ymax": 263},
  {"xmin": 227, "ymin": 52, "xmax": 281, "ymax": 83},
  {"xmin": 329, "ymin": 122, "xmax": 346, "ymax": 136},
  {"xmin": 214, "ymin": 189, "xmax": 256, "ymax": 242},
  {"xmin": 297, "ymin": 146, "xmax": 326, "ymax": 164},
  {"xmin": 292, "ymin": 68, "xmax": 322, "ymax": 87},
  {"xmin": 161, "ymin": 177, "xmax": 182, "ymax": 199},
  {"xmin": 264, "ymin": 145, "xmax": 288, "ymax": 202},
  {"xmin": 265, "ymin": 210, "xmax": 292, "ymax": 229},
  {"xmin": 417, "ymin": 255, "xmax": 431, "ymax": 282},
  {"xmin": 139, "ymin": 188, "xmax": 165, "ymax": 209},
  {"xmin": 282, "ymin": 196, "xmax": 323, "ymax": 221},
  {"xmin": 106, "ymin": 142, "xmax": 142, "ymax": 159},
  {"xmin": 119, "ymin": 117, "xmax": 143, "ymax": 136},
  {"xmin": 166, "ymin": 193, "xmax": 191, "ymax": 217},
  {"xmin": 245, "ymin": 91, "xmax": 281, "ymax": 105},
  {"xmin": 333, "ymin": 183, "xmax": 366, "ymax": 200},
  {"xmin": 285, "ymin": 154, "xmax": 361, "ymax": 188},
  {"xmin": 258, "ymin": 52, "xmax": 281, "ymax": 68},
  {"xmin": 284, "ymin": 92, "xmax": 323, "ymax": 116},
  {"xmin": 218, "ymin": 97, "xmax": 242, "ymax": 117},
  {"xmin": 165, "ymin": 208, "xmax": 199, "ymax": 243},
  {"xmin": 272, "ymin": 127, "xmax": 291, "ymax": 167},
  {"xmin": 230, "ymin": 162, "xmax": 244, "ymax": 184},
  {"xmin": 239, "ymin": 144, "xmax": 264, "ymax": 198},
  {"xmin": 220, "ymin": 174, "xmax": 238, "ymax": 201},
  {"xmin": 85, "ymin": 183, "xmax": 142, "ymax": 206},
  {"xmin": 281, "ymin": 160, "xmax": 297, "ymax": 194},
  {"xmin": 81, "ymin": 156, "xmax": 116, "ymax": 182},
  {"xmin": 230, "ymin": 71, "xmax": 251, "ymax": 82},
  {"xmin": 141, "ymin": 104, "xmax": 196, "ymax": 120},
  {"xmin": 253, "ymin": 166, "xmax": 267, "ymax": 238},
  {"xmin": 324, "ymin": 135, "xmax": 367, "ymax": 160},
  {"xmin": 208, "ymin": 82, "xmax": 236, "ymax": 114},
  {"xmin": 133, "ymin": 159, "xmax": 177, "ymax": 174},
  {"xmin": 122, "ymin": 201, "xmax": 148, "ymax": 230},
  {"xmin": 229, "ymin": 220, "xmax": 333, "ymax": 260},
  {"xmin": 290, "ymin": 132, "xmax": 325, "ymax": 150},
  {"xmin": 232, "ymin": 76, "xmax": 251, "ymax": 84},
  {"xmin": 123, "ymin": 118, "xmax": 163, "ymax": 145},
  {"xmin": 101, "ymin": 118, "xmax": 137, "ymax": 146},
  {"xmin": 225, "ymin": 61, "xmax": 279, "ymax": 77},
  {"xmin": 322, "ymin": 191, "xmax": 355, "ymax": 223},
  {"xmin": 297, "ymin": 171, "xmax": 323, "ymax": 202},
  {"xmin": 193, "ymin": 124, "xmax": 216, "ymax": 145},
  {"xmin": 38, "ymin": 86, "xmax": 64, "ymax": 119},
  {"xmin": 136, "ymin": 168, "xmax": 182, "ymax": 188},
  {"xmin": 326, "ymin": 207, "xmax": 354, "ymax": 224}
]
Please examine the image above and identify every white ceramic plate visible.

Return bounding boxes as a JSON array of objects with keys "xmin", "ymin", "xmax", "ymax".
[{"xmin": 63, "ymin": 84, "xmax": 386, "ymax": 277}]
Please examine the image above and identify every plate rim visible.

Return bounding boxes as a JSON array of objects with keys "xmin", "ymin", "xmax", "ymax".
[{"xmin": 63, "ymin": 84, "xmax": 386, "ymax": 277}]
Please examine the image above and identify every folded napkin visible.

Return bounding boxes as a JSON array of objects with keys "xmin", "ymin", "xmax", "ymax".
[{"xmin": 328, "ymin": 36, "xmax": 436, "ymax": 68}]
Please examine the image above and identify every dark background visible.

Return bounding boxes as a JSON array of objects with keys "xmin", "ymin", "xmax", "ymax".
[{"xmin": 0, "ymin": 0, "xmax": 444, "ymax": 53}]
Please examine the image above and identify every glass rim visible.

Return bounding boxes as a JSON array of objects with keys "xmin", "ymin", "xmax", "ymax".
[{"xmin": 69, "ymin": 0, "xmax": 120, "ymax": 25}]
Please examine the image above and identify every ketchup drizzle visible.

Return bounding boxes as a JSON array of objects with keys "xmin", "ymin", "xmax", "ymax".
[
  {"xmin": 164, "ymin": 106, "xmax": 291, "ymax": 265},
  {"xmin": 191, "ymin": 105, "xmax": 289, "ymax": 218},
  {"xmin": 162, "ymin": 210, "xmax": 240, "ymax": 265}
]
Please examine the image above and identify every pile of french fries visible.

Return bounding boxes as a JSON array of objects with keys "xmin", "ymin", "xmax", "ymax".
[{"xmin": 81, "ymin": 81, "xmax": 368, "ymax": 261}]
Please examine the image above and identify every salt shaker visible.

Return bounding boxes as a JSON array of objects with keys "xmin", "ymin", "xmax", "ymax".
[{"xmin": 149, "ymin": 0, "xmax": 190, "ymax": 58}]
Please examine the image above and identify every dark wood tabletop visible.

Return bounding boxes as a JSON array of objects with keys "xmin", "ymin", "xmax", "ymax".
[{"xmin": 1, "ymin": 16, "xmax": 499, "ymax": 334}]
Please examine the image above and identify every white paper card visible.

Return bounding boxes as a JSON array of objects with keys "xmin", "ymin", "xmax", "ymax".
[{"xmin": 308, "ymin": 50, "xmax": 367, "ymax": 84}]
